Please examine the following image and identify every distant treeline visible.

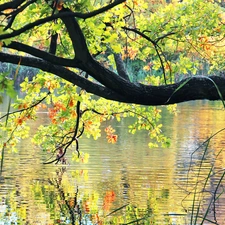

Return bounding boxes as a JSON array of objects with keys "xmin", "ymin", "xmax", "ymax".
[
  {"xmin": 1, "ymin": 59, "xmax": 223, "ymax": 90},
  {"xmin": 0, "ymin": 62, "xmax": 38, "ymax": 88},
  {"xmin": 0, "ymin": 59, "xmax": 151, "ymax": 88}
]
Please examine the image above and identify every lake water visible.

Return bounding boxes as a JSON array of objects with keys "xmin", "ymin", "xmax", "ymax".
[{"xmin": 0, "ymin": 100, "xmax": 225, "ymax": 224}]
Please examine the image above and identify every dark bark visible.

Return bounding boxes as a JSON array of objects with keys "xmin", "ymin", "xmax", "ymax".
[
  {"xmin": 5, "ymin": 41, "xmax": 76, "ymax": 66},
  {"xmin": 114, "ymin": 53, "xmax": 130, "ymax": 81},
  {"xmin": 0, "ymin": 52, "xmax": 224, "ymax": 106},
  {"xmin": 0, "ymin": 52, "xmax": 128, "ymax": 102},
  {"xmin": 59, "ymin": 8, "xmax": 90, "ymax": 61},
  {"xmin": 49, "ymin": 33, "xmax": 58, "ymax": 55}
]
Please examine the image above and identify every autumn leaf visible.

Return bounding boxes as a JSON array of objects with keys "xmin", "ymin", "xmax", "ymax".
[{"xmin": 105, "ymin": 125, "xmax": 118, "ymax": 144}]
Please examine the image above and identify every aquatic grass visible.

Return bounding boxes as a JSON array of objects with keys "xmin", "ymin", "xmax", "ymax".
[
  {"xmin": 105, "ymin": 204, "xmax": 129, "ymax": 217},
  {"xmin": 166, "ymin": 76, "xmax": 225, "ymax": 108},
  {"xmin": 120, "ymin": 216, "xmax": 150, "ymax": 225},
  {"xmin": 205, "ymin": 76, "xmax": 225, "ymax": 108},
  {"xmin": 103, "ymin": 129, "xmax": 225, "ymax": 225},
  {"xmin": 166, "ymin": 77, "xmax": 192, "ymax": 103},
  {"xmin": 199, "ymin": 168, "xmax": 225, "ymax": 225},
  {"xmin": 105, "ymin": 204, "xmax": 155, "ymax": 225},
  {"xmin": 191, "ymin": 139, "xmax": 210, "ymax": 225},
  {"xmin": 197, "ymin": 149, "xmax": 224, "ymax": 225},
  {"xmin": 185, "ymin": 129, "xmax": 225, "ymax": 225},
  {"xmin": 0, "ymin": 98, "xmax": 12, "ymax": 174},
  {"xmin": 194, "ymin": 166, "xmax": 213, "ymax": 225}
]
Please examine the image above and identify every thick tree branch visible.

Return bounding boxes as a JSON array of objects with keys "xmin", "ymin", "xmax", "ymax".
[
  {"xmin": 50, "ymin": 7, "xmax": 139, "ymax": 95},
  {"xmin": 49, "ymin": 33, "xmax": 58, "ymax": 55},
  {"xmin": 4, "ymin": 40, "xmax": 138, "ymax": 97},
  {"xmin": 0, "ymin": 12, "xmax": 72, "ymax": 40},
  {"xmin": 1, "ymin": 51, "xmax": 225, "ymax": 105},
  {"xmin": 83, "ymin": 58, "xmax": 143, "ymax": 98},
  {"xmin": 59, "ymin": 7, "xmax": 90, "ymax": 61},
  {"xmin": 0, "ymin": 52, "xmax": 128, "ymax": 102},
  {"xmin": 4, "ymin": 41, "xmax": 135, "ymax": 96},
  {"xmin": 4, "ymin": 41, "xmax": 78, "ymax": 67},
  {"xmin": 114, "ymin": 53, "xmax": 130, "ymax": 81}
]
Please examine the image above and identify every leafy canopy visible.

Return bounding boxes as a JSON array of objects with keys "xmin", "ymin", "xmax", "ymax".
[{"xmin": 0, "ymin": 0, "xmax": 225, "ymax": 161}]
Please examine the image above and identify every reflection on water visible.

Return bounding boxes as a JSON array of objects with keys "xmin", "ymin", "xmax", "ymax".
[{"xmin": 0, "ymin": 100, "xmax": 225, "ymax": 224}]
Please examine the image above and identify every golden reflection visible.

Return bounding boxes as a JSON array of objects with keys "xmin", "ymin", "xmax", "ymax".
[{"xmin": 1, "ymin": 101, "xmax": 225, "ymax": 224}]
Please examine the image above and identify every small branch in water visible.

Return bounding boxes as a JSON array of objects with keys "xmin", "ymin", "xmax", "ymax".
[
  {"xmin": 0, "ymin": 91, "xmax": 51, "ymax": 120},
  {"xmin": 44, "ymin": 98, "xmax": 82, "ymax": 164}
]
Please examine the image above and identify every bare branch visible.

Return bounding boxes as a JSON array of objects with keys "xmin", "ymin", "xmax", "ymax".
[
  {"xmin": 154, "ymin": 45, "xmax": 167, "ymax": 84},
  {"xmin": 0, "ymin": 92, "xmax": 51, "ymax": 120},
  {"xmin": 122, "ymin": 27, "xmax": 177, "ymax": 84},
  {"xmin": 155, "ymin": 31, "xmax": 176, "ymax": 43},
  {"xmin": 122, "ymin": 26, "xmax": 156, "ymax": 46}
]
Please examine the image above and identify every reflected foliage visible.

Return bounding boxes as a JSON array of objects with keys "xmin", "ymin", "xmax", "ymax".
[
  {"xmin": 0, "ymin": 166, "xmax": 181, "ymax": 224},
  {"xmin": 1, "ymin": 102, "xmax": 225, "ymax": 224}
]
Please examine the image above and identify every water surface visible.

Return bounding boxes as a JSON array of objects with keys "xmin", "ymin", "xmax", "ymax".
[{"xmin": 0, "ymin": 100, "xmax": 225, "ymax": 224}]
